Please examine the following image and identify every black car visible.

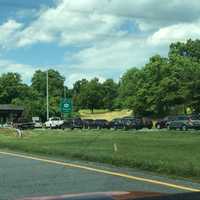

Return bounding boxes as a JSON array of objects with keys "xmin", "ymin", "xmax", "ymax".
[
  {"xmin": 168, "ymin": 115, "xmax": 200, "ymax": 131},
  {"xmin": 109, "ymin": 118, "xmax": 124, "ymax": 130},
  {"xmin": 94, "ymin": 119, "xmax": 110, "ymax": 129},
  {"xmin": 122, "ymin": 117, "xmax": 143, "ymax": 130},
  {"xmin": 61, "ymin": 118, "xmax": 83, "ymax": 130},
  {"xmin": 82, "ymin": 119, "xmax": 96, "ymax": 129},
  {"xmin": 110, "ymin": 117, "xmax": 143, "ymax": 130},
  {"xmin": 13, "ymin": 118, "xmax": 35, "ymax": 130},
  {"xmin": 155, "ymin": 116, "xmax": 176, "ymax": 129}
]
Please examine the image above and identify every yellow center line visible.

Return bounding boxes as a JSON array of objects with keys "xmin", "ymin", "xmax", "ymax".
[{"xmin": 0, "ymin": 151, "xmax": 199, "ymax": 192}]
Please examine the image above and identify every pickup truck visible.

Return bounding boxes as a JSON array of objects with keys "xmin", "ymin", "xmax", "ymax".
[
  {"xmin": 13, "ymin": 119, "xmax": 35, "ymax": 130},
  {"xmin": 45, "ymin": 117, "xmax": 64, "ymax": 129}
]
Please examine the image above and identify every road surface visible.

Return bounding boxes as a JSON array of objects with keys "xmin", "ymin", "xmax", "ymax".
[{"xmin": 0, "ymin": 151, "xmax": 199, "ymax": 200}]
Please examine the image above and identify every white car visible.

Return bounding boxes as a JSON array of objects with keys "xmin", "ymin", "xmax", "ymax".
[
  {"xmin": 32, "ymin": 117, "xmax": 43, "ymax": 128},
  {"xmin": 34, "ymin": 120, "xmax": 43, "ymax": 128},
  {"xmin": 45, "ymin": 117, "xmax": 64, "ymax": 128}
]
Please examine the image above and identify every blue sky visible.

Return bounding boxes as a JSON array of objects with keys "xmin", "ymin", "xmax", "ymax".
[{"xmin": 0, "ymin": 0, "xmax": 200, "ymax": 87}]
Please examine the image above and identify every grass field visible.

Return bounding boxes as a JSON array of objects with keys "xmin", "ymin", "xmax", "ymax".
[
  {"xmin": 79, "ymin": 109, "xmax": 132, "ymax": 121},
  {"xmin": 0, "ymin": 128, "xmax": 199, "ymax": 181}
]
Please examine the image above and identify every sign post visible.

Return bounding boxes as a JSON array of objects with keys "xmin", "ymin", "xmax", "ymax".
[{"xmin": 60, "ymin": 98, "xmax": 73, "ymax": 118}]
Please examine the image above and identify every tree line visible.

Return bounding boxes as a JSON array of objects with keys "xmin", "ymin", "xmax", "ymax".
[{"xmin": 0, "ymin": 39, "xmax": 200, "ymax": 121}]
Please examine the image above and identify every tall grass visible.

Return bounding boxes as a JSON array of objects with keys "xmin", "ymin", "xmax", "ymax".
[{"xmin": 0, "ymin": 129, "xmax": 199, "ymax": 181}]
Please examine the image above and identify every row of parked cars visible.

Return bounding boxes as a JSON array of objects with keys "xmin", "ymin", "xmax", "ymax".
[
  {"xmin": 48, "ymin": 114, "xmax": 200, "ymax": 131},
  {"xmin": 12, "ymin": 114, "xmax": 200, "ymax": 131},
  {"xmin": 48, "ymin": 117, "xmax": 154, "ymax": 130}
]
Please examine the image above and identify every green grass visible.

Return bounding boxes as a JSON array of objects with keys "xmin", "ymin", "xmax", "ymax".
[{"xmin": 0, "ymin": 128, "xmax": 199, "ymax": 181}]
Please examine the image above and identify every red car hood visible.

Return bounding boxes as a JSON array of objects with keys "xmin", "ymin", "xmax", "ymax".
[{"xmin": 18, "ymin": 191, "xmax": 162, "ymax": 200}]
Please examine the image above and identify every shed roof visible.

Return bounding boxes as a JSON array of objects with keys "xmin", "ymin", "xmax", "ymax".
[{"xmin": 0, "ymin": 104, "xmax": 24, "ymax": 111}]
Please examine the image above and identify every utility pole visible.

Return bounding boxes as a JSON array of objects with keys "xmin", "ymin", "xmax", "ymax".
[
  {"xmin": 64, "ymin": 85, "xmax": 66, "ymax": 99},
  {"xmin": 46, "ymin": 70, "xmax": 49, "ymax": 121}
]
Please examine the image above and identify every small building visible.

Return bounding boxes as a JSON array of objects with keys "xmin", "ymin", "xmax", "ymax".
[{"xmin": 0, "ymin": 104, "xmax": 24, "ymax": 124}]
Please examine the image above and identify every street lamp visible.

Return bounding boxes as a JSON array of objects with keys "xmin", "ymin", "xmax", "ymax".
[{"xmin": 46, "ymin": 70, "xmax": 49, "ymax": 121}]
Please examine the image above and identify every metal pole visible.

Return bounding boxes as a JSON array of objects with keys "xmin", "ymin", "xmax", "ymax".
[
  {"xmin": 46, "ymin": 70, "xmax": 49, "ymax": 121},
  {"xmin": 64, "ymin": 86, "xmax": 66, "ymax": 99},
  {"xmin": 63, "ymin": 85, "xmax": 66, "ymax": 119}
]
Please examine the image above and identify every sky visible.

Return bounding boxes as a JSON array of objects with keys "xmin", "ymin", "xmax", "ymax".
[{"xmin": 0, "ymin": 0, "xmax": 200, "ymax": 87}]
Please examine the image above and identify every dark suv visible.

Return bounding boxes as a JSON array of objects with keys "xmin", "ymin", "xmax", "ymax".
[
  {"xmin": 168, "ymin": 115, "xmax": 200, "ymax": 131},
  {"xmin": 94, "ymin": 119, "xmax": 110, "ymax": 129},
  {"xmin": 61, "ymin": 118, "xmax": 83, "ymax": 130},
  {"xmin": 109, "ymin": 117, "xmax": 143, "ymax": 130},
  {"xmin": 122, "ymin": 117, "xmax": 144, "ymax": 130},
  {"xmin": 82, "ymin": 119, "xmax": 96, "ymax": 129},
  {"xmin": 109, "ymin": 118, "xmax": 124, "ymax": 130}
]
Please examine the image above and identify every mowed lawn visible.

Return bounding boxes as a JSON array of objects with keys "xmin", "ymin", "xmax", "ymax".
[
  {"xmin": 0, "ymin": 128, "xmax": 199, "ymax": 181},
  {"xmin": 79, "ymin": 109, "xmax": 132, "ymax": 121}
]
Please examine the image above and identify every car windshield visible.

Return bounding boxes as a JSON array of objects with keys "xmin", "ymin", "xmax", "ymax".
[
  {"xmin": 177, "ymin": 116, "xmax": 189, "ymax": 120},
  {"xmin": 190, "ymin": 115, "xmax": 200, "ymax": 120},
  {"xmin": 0, "ymin": 1, "xmax": 200, "ymax": 200},
  {"xmin": 52, "ymin": 118, "xmax": 60, "ymax": 120}
]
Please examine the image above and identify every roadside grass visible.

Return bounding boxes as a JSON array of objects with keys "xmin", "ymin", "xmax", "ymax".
[
  {"xmin": 0, "ymin": 128, "xmax": 199, "ymax": 181},
  {"xmin": 79, "ymin": 109, "xmax": 132, "ymax": 121}
]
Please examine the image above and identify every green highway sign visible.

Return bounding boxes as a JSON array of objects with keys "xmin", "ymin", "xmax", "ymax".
[{"xmin": 60, "ymin": 98, "xmax": 72, "ymax": 113}]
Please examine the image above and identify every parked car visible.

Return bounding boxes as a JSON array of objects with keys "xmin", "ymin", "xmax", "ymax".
[
  {"xmin": 45, "ymin": 117, "xmax": 64, "ymax": 129},
  {"xmin": 168, "ymin": 115, "xmax": 200, "ymax": 131},
  {"xmin": 155, "ymin": 116, "xmax": 176, "ymax": 129},
  {"xmin": 61, "ymin": 118, "xmax": 83, "ymax": 130},
  {"xmin": 13, "ymin": 118, "xmax": 35, "ymax": 130},
  {"xmin": 110, "ymin": 117, "xmax": 143, "ymax": 130},
  {"xmin": 94, "ymin": 119, "xmax": 110, "ymax": 129},
  {"xmin": 122, "ymin": 117, "xmax": 143, "ymax": 130},
  {"xmin": 82, "ymin": 119, "xmax": 96, "ymax": 129},
  {"xmin": 32, "ymin": 117, "xmax": 43, "ymax": 128},
  {"xmin": 34, "ymin": 121, "xmax": 43, "ymax": 128},
  {"xmin": 109, "ymin": 118, "xmax": 124, "ymax": 130}
]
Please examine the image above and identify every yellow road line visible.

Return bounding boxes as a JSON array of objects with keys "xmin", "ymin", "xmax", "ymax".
[{"xmin": 0, "ymin": 151, "xmax": 199, "ymax": 192}]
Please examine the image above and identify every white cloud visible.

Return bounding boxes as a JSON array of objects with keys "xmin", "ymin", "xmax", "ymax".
[
  {"xmin": 0, "ymin": 59, "xmax": 37, "ymax": 83},
  {"xmin": 0, "ymin": 20, "xmax": 23, "ymax": 49},
  {"xmin": 64, "ymin": 0, "xmax": 200, "ymax": 31},
  {"xmin": 1, "ymin": 0, "xmax": 200, "ymax": 87},
  {"xmin": 64, "ymin": 36, "xmax": 165, "ymax": 84},
  {"xmin": 148, "ymin": 21, "xmax": 200, "ymax": 46},
  {"xmin": 1, "ymin": 0, "xmax": 200, "ymax": 48},
  {"xmin": 65, "ymin": 73, "xmax": 105, "ymax": 88},
  {"xmin": 16, "ymin": 0, "xmax": 124, "ymax": 47}
]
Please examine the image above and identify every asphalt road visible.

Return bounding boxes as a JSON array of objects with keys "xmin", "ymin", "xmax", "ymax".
[{"xmin": 0, "ymin": 152, "xmax": 200, "ymax": 200}]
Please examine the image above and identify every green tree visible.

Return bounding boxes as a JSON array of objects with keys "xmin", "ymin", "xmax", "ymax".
[
  {"xmin": 76, "ymin": 78, "xmax": 104, "ymax": 113},
  {"xmin": 31, "ymin": 69, "xmax": 65, "ymax": 119},
  {"xmin": 102, "ymin": 79, "xmax": 118, "ymax": 110},
  {"xmin": 0, "ymin": 73, "xmax": 23, "ymax": 104},
  {"xmin": 32, "ymin": 69, "xmax": 65, "ymax": 97}
]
